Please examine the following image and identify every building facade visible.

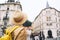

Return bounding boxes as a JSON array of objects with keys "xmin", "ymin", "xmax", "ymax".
[
  {"xmin": 32, "ymin": 7, "xmax": 60, "ymax": 38},
  {"xmin": 0, "ymin": 1, "xmax": 22, "ymax": 25},
  {"xmin": 0, "ymin": 0, "xmax": 22, "ymax": 36}
]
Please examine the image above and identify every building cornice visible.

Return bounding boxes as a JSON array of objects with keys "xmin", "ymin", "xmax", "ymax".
[
  {"xmin": 0, "ymin": 2, "xmax": 21, "ymax": 5},
  {"xmin": 33, "ymin": 7, "xmax": 60, "ymax": 23}
]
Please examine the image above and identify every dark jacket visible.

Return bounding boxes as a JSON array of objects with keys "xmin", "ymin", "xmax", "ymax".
[{"xmin": 39, "ymin": 31, "xmax": 45, "ymax": 40}]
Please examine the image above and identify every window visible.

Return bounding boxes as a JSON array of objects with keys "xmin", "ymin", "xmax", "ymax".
[
  {"xmin": 59, "ymin": 19, "xmax": 60, "ymax": 22},
  {"xmin": 0, "ymin": 17, "xmax": 1, "ymax": 21},
  {"xmin": 58, "ymin": 13, "xmax": 60, "ymax": 17},
  {"xmin": 57, "ymin": 30, "xmax": 60, "ymax": 36},
  {"xmin": 46, "ymin": 16, "xmax": 51, "ymax": 21},
  {"xmin": 46, "ymin": 10, "xmax": 50, "ymax": 14},
  {"xmin": 20, "ymin": 5, "xmax": 22, "ymax": 11},
  {"xmin": 0, "ymin": 5, "xmax": 1, "ymax": 8},
  {"xmin": 47, "ymin": 23, "xmax": 52, "ymax": 26},
  {"xmin": 17, "ymin": 5, "xmax": 22, "ymax": 11}
]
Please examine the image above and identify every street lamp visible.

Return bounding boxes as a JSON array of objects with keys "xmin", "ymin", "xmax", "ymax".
[{"xmin": 2, "ymin": 8, "xmax": 9, "ymax": 34}]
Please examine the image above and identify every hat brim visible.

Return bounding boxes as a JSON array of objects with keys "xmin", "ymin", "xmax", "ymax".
[
  {"xmin": 10, "ymin": 10, "xmax": 27, "ymax": 25},
  {"xmin": 12, "ymin": 14, "xmax": 27, "ymax": 25}
]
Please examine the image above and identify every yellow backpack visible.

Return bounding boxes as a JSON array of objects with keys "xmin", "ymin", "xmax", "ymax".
[{"xmin": 0, "ymin": 26, "xmax": 19, "ymax": 40}]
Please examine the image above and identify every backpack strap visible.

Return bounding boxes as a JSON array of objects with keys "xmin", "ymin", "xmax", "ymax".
[
  {"xmin": 14, "ymin": 27, "xmax": 24, "ymax": 40},
  {"xmin": 8, "ymin": 26, "xmax": 19, "ymax": 35}
]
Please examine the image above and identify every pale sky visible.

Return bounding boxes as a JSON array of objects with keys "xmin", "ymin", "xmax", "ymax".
[{"xmin": 0, "ymin": 0, "xmax": 60, "ymax": 22}]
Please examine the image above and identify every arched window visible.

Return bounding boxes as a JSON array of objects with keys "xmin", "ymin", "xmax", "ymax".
[{"xmin": 47, "ymin": 30, "xmax": 53, "ymax": 38}]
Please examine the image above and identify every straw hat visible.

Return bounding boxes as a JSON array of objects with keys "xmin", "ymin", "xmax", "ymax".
[{"xmin": 11, "ymin": 10, "xmax": 27, "ymax": 25}]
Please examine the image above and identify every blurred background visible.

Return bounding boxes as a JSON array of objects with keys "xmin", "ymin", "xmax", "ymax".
[{"xmin": 0, "ymin": 0, "xmax": 60, "ymax": 22}]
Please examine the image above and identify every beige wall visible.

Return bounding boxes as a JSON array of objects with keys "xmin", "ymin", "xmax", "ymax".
[
  {"xmin": 32, "ymin": 8, "xmax": 60, "ymax": 38},
  {"xmin": 0, "ymin": 3, "xmax": 22, "ymax": 25}
]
